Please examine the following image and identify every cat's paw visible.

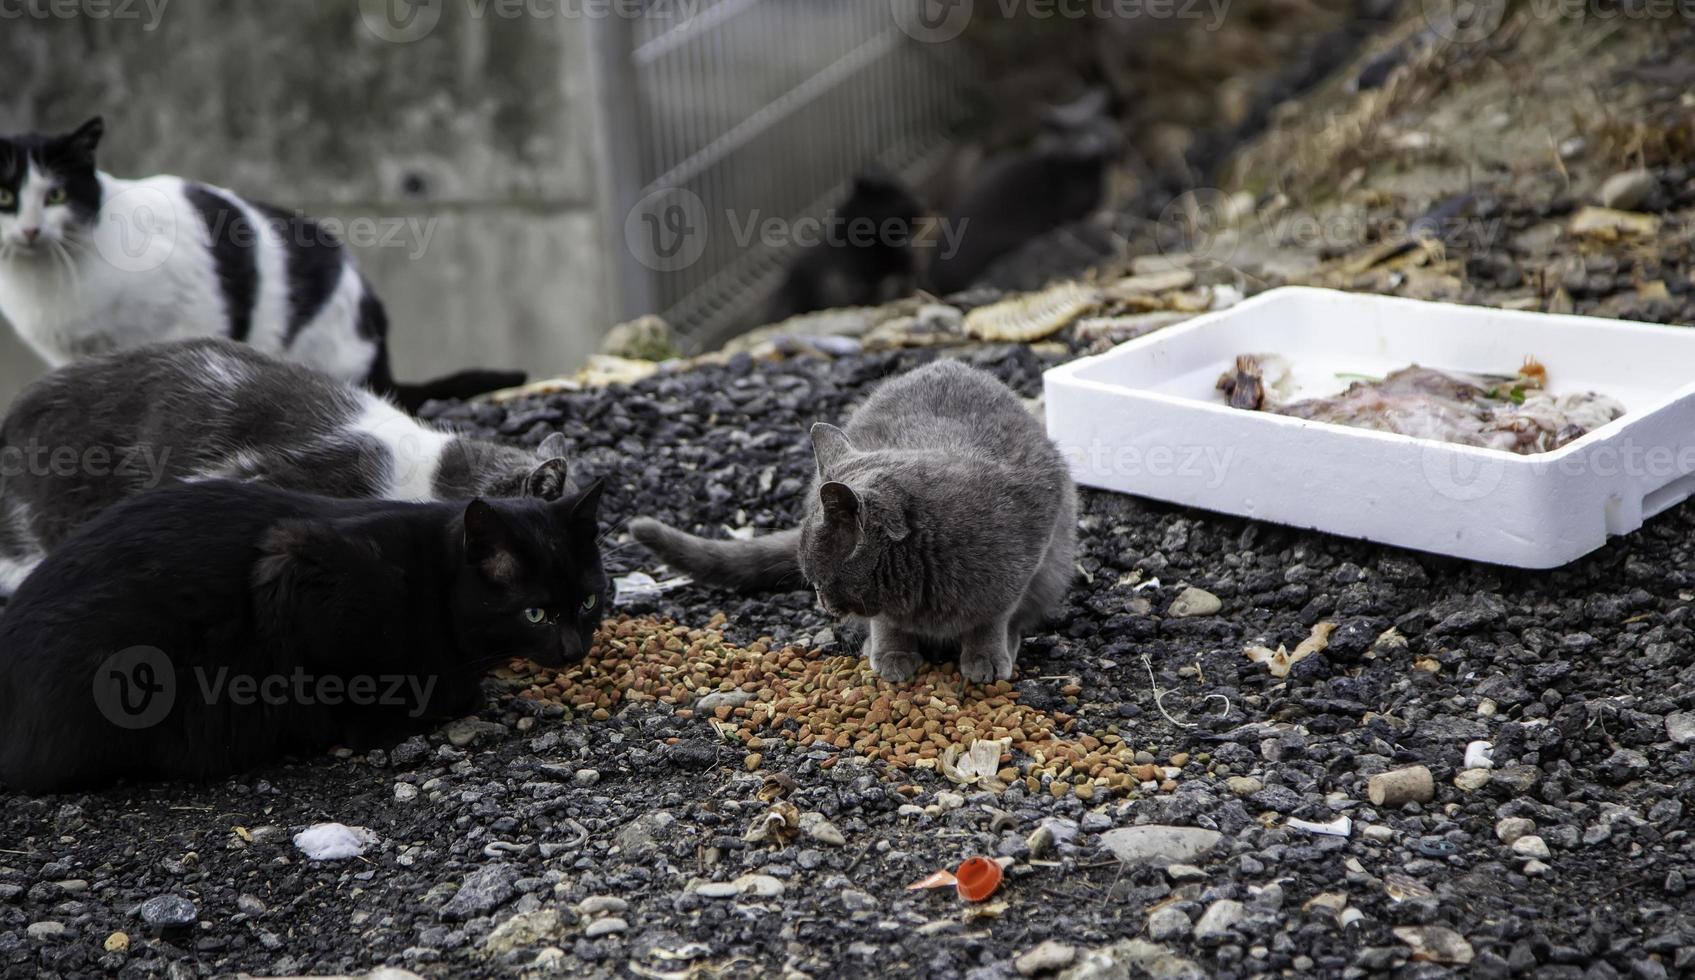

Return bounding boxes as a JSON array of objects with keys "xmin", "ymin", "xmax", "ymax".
[
  {"xmin": 959, "ymin": 646, "xmax": 1015, "ymax": 685},
  {"xmin": 869, "ymin": 645, "xmax": 924, "ymax": 683}
]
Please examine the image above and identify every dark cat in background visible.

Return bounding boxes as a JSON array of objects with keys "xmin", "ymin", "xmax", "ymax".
[
  {"xmin": 762, "ymin": 171, "xmax": 926, "ymax": 324},
  {"xmin": 929, "ymin": 91, "xmax": 1122, "ymax": 296},
  {"xmin": 0, "ymin": 339, "xmax": 575, "ymax": 597},
  {"xmin": 0, "ymin": 478, "xmax": 607, "ymax": 793}
]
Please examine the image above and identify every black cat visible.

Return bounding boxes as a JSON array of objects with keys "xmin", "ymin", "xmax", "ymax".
[
  {"xmin": 0, "ymin": 478, "xmax": 606, "ymax": 793},
  {"xmin": 762, "ymin": 171, "xmax": 926, "ymax": 324},
  {"xmin": 929, "ymin": 93, "xmax": 1122, "ymax": 296}
]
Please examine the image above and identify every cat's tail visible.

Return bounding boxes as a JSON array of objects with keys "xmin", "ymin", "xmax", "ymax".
[
  {"xmin": 389, "ymin": 370, "xmax": 529, "ymax": 413},
  {"xmin": 630, "ymin": 519, "xmax": 805, "ymax": 593}
]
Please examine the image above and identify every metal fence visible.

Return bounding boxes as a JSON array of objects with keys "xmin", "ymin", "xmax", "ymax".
[{"xmin": 593, "ymin": 0, "xmax": 977, "ymax": 350}]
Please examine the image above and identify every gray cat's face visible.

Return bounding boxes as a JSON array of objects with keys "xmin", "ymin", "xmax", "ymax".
[{"xmin": 796, "ymin": 423, "xmax": 909, "ymax": 618}]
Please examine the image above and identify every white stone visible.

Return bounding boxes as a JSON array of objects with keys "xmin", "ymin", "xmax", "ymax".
[
  {"xmin": 1454, "ymin": 769, "xmax": 1491, "ymax": 792},
  {"xmin": 1169, "ymin": 587, "xmax": 1222, "ymax": 618},
  {"xmin": 1146, "ymin": 906, "xmax": 1192, "ymax": 941},
  {"xmin": 1495, "ymin": 817, "xmax": 1535, "ymax": 844},
  {"xmin": 1511, "ymin": 835, "xmax": 1550, "ymax": 859},
  {"xmin": 1100, "ymin": 826, "xmax": 1222, "ymax": 866},
  {"xmin": 584, "ymin": 916, "xmax": 627, "ymax": 938},
  {"xmin": 1015, "ymin": 939, "xmax": 1077, "ymax": 976},
  {"xmin": 1667, "ymin": 711, "xmax": 1695, "ymax": 746},
  {"xmin": 1192, "ymin": 900, "xmax": 1244, "ymax": 944}
]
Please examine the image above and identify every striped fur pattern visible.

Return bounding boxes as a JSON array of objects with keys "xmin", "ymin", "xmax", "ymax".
[
  {"xmin": 0, "ymin": 340, "xmax": 572, "ymax": 598},
  {"xmin": 0, "ymin": 117, "xmax": 522, "ymax": 410}
]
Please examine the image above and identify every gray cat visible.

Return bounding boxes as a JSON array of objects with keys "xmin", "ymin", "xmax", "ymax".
[
  {"xmin": 0, "ymin": 338, "xmax": 572, "ymax": 596},
  {"xmin": 631, "ymin": 360, "xmax": 1076, "ymax": 683}
]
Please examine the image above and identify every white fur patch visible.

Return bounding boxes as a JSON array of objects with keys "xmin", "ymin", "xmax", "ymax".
[
  {"xmin": 348, "ymin": 396, "xmax": 453, "ymax": 502},
  {"xmin": 0, "ymin": 502, "xmax": 43, "ymax": 595},
  {"xmin": 0, "ymin": 554, "xmax": 38, "ymax": 596}
]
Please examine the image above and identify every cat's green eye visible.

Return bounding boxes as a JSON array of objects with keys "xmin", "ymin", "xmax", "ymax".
[
  {"xmin": 582, "ymin": 595, "xmax": 597, "ymax": 612},
  {"xmin": 523, "ymin": 607, "xmax": 547, "ymax": 625},
  {"xmin": 45, "ymin": 188, "xmax": 67, "ymax": 206},
  {"xmin": 0, "ymin": 190, "xmax": 13, "ymax": 208}
]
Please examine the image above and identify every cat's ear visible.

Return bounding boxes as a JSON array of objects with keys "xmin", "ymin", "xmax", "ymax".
[
  {"xmin": 819, "ymin": 481, "xmax": 860, "ymax": 531},
  {"xmin": 61, "ymin": 117, "xmax": 103, "ymax": 160},
  {"xmin": 463, "ymin": 499, "xmax": 522, "ymax": 585},
  {"xmin": 536, "ymin": 431, "xmax": 570, "ymax": 460},
  {"xmin": 524, "ymin": 457, "xmax": 569, "ymax": 501},
  {"xmin": 866, "ymin": 491, "xmax": 910, "ymax": 542},
  {"xmin": 566, "ymin": 479, "xmax": 605, "ymax": 527},
  {"xmin": 810, "ymin": 422, "xmax": 855, "ymax": 477}
]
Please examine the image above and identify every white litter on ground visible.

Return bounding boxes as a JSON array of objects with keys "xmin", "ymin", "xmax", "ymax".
[
  {"xmin": 613, "ymin": 572, "xmax": 693, "ymax": 606},
  {"xmin": 293, "ymin": 823, "xmax": 377, "ymax": 861}
]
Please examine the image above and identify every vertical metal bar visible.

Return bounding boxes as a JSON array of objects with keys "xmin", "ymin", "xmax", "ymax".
[{"xmin": 586, "ymin": 11, "xmax": 653, "ymax": 322}]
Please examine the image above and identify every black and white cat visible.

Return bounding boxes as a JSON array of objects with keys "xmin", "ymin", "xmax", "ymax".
[
  {"xmin": 0, "ymin": 117, "xmax": 522, "ymax": 410},
  {"xmin": 0, "ymin": 338, "xmax": 574, "ymax": 597}
]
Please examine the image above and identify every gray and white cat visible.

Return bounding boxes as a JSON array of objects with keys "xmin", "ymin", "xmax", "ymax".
[
  {"xmin": 0, "ymin": 117, "xmax": 521, "ymax": 411},
  {"xmin": 631, "ymin": 360, "xmax": 1076, "ymax": 683},
  {"xmin": 0, "ymin": 338, "xmax": 572, "ymax": 596}
]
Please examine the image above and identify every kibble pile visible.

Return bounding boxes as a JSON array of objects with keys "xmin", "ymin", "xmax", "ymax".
[{"xmin": 505, "ymin": 615, "xmax": 1183, "ymax": 799}]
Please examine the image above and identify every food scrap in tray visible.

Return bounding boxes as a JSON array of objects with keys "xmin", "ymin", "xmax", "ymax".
[{"xmin": 1216, "ymin": 354, "xmax": 1624, "ymax": 454}]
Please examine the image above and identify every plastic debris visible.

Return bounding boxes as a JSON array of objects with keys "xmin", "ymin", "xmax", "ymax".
[
  {"xmin": 907, "ymin": 869, "xmax": 959, "ymax": 891},
  {"xmin": 1244, "ymin": 621, "xmax": 1336, "ymax": 678},
  {"xmin": 742, "ymin": 802, "xmax": 800, "ymax": 846},
  {"xmin": 954, "ymin": 856, "xmax": 1004, "ymax": 903},
  {"xmin": 939, "ymin": 738, "xmax": 1011, "ymax": 791},
  {"xmin": 292, "ymin": 823, "xmax": 376, "ymax": 861},
  {"xmin": 1286, "ymin": 815, "xmax": 1353, "ymax": 838},
  {"xmin": 612, "ymin": 572, "xmax": 692, "ymax": 606}
]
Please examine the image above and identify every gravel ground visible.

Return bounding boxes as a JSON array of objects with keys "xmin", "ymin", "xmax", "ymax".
[{"xmin": 2, "ymin": 339, "xmax": 1693, "ymax": 980}]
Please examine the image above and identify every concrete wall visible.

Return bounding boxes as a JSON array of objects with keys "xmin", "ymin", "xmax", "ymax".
[{"xmin": 0, "ymin": 0, "xmax": 619, "ymax": 409}]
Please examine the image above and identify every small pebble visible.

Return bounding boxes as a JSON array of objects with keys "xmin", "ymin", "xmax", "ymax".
[
  {"xmin": 584, "ymin": 916, "xmax": 628, "ymax": 938},
  {"xmin": 1511, "ymin": 835, "xmax": 1551, "ymax": 860}
]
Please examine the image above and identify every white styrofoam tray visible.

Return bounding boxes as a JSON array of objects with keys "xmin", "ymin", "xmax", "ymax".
[{"xmin": 1043, "ymin": 286, "xmax": 1695, "ymax": 568}]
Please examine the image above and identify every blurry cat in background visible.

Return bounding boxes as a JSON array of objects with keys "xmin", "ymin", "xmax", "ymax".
[
  {"xmin": 761, "ymin": 171, "xmax": 927, "ymax": 324},
  {"xmin": 928, "ymin": 91, "xmax": 1122, "ymax": 296},
  {"xmin": 0, "ymin": 116, "xmax": 522, "ymax": 411}
]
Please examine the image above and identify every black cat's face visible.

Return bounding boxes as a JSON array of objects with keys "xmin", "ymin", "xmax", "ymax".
[
  {"xmin": 0, "ymin": 117, "xmax": 104, "ymax": 257},
  {"xmin": 451, "ymin": 482, "xmax": 609, "ymax": 668}
]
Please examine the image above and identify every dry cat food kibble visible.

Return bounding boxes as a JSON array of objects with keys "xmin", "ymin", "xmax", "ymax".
[
  {"xmin": 1218, "ymin": 354, "xmax": 1626, "ymax": 454},
  {"xmin": 500, "ymin": 615, "xmax": 1180, "ymax": 798}
]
